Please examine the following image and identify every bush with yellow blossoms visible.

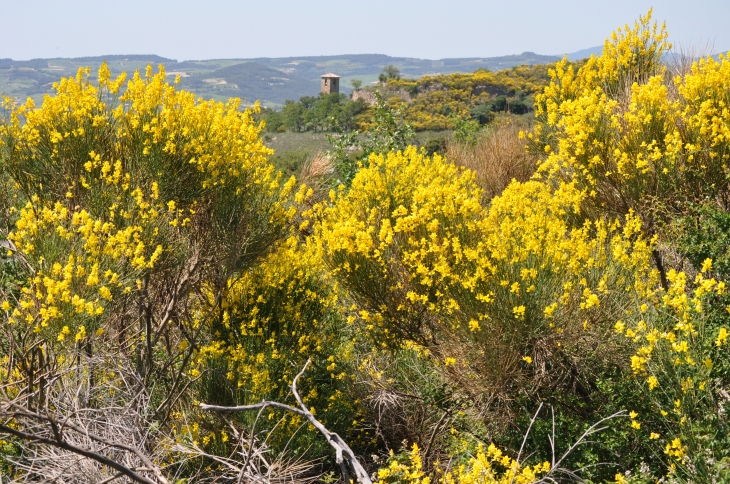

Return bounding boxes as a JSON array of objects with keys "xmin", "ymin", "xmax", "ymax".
[
  {"xmin": 317, "ymin": 145, "xmax": 657, "ymax": 436},
  {"xmin": 316, "ymin": 11, "xmax": 730, "ymax": 482},
  {"xmin": 187, "ymin": 235, "xmax": 363, "ymax": 462},
  {"xmin": 522, "ymin": 8, "xmax": 730, "ymax": 482},
  {"xmin": 0, "ymin": 63, "xmax": 292, "ymax": 357},
  {"xmin": 607, "ymin": 259, "xmax": 730, "ymax": 482},
  {"xmin": 376, "ymin": 442, "xmax": 550, "ymax": 484},
  {"xmin": 529, "ymin": 9, "xmax": 730, "ymax": 233},
  {"xmin": 379, "ymin": 63, "xmax": 554, "ymax": 131},
  {"xmin": 2, "ymin": 9, "xmax": 730, "ymax": 484},
  {"xmin": 0, "ymin": 63, "xmax": 299, "ymax": 479}
]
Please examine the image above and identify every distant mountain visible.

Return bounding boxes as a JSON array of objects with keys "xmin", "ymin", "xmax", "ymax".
[
  {"xmin": 0, "ymin": 58, "xmax": 51, "ymax": 69},
  {"xmin": 70, "ymin": 54, "xmax": 176, "ymax": 63},
  {"xmin": 177, "ymin": 62, "xmax": 318, "ymax": 105},
  {"xmin": 244, "ymin": 52, "xmax": 562, "ymax": 81},
  {"xmin": 562, "ymin": 46, "xmax": 604, "ymax": 61},
  {"xmin": 0, "ymin": 49, "xmax": 603, "ymax": 107}
]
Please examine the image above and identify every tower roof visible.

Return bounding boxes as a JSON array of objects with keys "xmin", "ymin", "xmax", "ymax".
[{"xmin": 321, "ymin": 73, "xmax": 340, "ymax": 78}]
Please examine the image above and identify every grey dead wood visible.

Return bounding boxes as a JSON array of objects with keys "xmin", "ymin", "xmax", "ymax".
[{"xmin": 201, "ymin": 359, "xmax": 373, "ymax": 484}]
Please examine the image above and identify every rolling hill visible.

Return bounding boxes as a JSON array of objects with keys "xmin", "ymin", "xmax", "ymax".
[
  {"xmin": 176, "ymin": 62, "xmax": 319, "ymax": 105},
  {"xmin": 0, "ymin": 47, "xmax": 613, "ymax": 107}
]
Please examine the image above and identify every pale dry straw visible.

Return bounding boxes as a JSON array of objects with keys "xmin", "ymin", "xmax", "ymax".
[{"xmin": 446, "ymin": 121, "xmax": 538, "ymax": 202}]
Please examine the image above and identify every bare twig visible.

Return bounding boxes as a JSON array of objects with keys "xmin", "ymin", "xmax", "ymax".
[
  {"xmin": 3, "ymin": 403, "xmax": 168, "ymax": 484},
  {"xmin": 202, "ymin": 359, "xmax": 373, "ymax": 484},
  {"xmin": 0, "ymin": 353, "xmax": 170, "ymax": 483},
  {"xmin": 170, "ymin": 423, "xmax": 320, "ymax": 484},
  {"xmin": 511, "ymin": 402, "xmax": 544, "ymax": 484},
  {"xmin": 536, "ymin": 409, "xmax": 628, "ymax": 483},
  {"xmin": 0, "ymin": 423, "xmax": 158, "ymax": 484},
  {"xmin": 423, "ymin": 409, "xmax": 451, "ymax": 464}
]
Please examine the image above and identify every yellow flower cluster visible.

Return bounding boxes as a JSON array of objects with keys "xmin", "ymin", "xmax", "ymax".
[
  {"xmin": 382, "ymin": 63, "xmax": 554, "ymax": 131},
  {"xmin": 623, "ymin": 262, "xmax": 725, "ymax": 383},
  {"xmin": 317, "ymin": 144, "xmax": 657, "ymax": 406},
  {"xmin": 3, "ymin": 181, "xmax": 171, "ymax": 340},
  {"xmin": 530, "ymin": 9, "xmax": 730, "ymax": 221},
  {"xmin": 618, "ymin": 259, "xmax": 728, "ymax": 466},
  {"xmin": 442, "ymin": 443, "xmax": 550, "ymax": 484},
  {"xmin": 664, "ymin": 437, "xmax": 686, "ymax": 461},
  {"xmin": 376, "ymin": 443, "xmax": 549, "ymax": 484},
  {"xmin": 2, "ymin": 62, "xmax": 280, "ymax": 203},
  {"xmin": 118, "ymin": 65, "xmax": 276, "ymax": 190},
  {"xmin": 0, "ymin": 62, "xmax": 291, "ymax": 378},
  {"xmin": 377, "ymin": 443, "xmax": 431, "ymax": 484},
  {"xmin": 189, "ymin": 236, "xmax": 355, "ymax": 446},
  {"xmin": 317, "ymin": 147, "xmax": 484, "ymax": 346}
]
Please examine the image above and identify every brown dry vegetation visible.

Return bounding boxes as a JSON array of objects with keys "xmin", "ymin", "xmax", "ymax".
[{"xmin": 446, "ymin": 120, "xmax": 538, "ymax": 202}]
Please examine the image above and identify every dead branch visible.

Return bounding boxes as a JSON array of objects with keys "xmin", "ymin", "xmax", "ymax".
[
  {"xmin": 201, "ymin": 358, "xmax": 373, "ymax": 484},
  {"xmin": 1, "ymin": 403, "xmax": 168, "ymax": 484},
  {"xmin": 0, "ymin": 422, "xmax": 158, "ymax": 484},
  {"xmin": 0, "ymin": 352, "xmax": 170, "ymax": 484}
]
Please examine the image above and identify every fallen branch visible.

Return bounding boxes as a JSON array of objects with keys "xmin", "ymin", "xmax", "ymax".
[
  {"xmin": 201, "ymin": 359, "xmax": 373, "ymax": 484},
  {"xmin": 0, "ymin": 365, "xmax": 169, "ymax": 484},
  {"xmin": 0, "ymin": 423, "xmax": 158, "ymax": 484}
]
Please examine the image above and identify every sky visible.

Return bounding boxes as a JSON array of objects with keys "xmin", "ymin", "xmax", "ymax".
[{"xmin": 1, "ymin": 0, "xmax": 728, "ymax": 61}]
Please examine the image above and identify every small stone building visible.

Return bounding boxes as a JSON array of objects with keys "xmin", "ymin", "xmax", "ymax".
[{"xmin": 321, "ymin": 73, "xmax": 340, "ymax": 95}]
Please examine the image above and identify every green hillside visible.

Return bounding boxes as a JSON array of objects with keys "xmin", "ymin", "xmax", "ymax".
[
  {"xmin": 243, "ymin": 51, "xmax": 562, "ymax": 86},
  {"xmin": 4, "ymin": 48, "xmax": 658, "ymax": 108},
  {"xmin": 176, "ymin": 61, "xmax": 318, "ymax": 105},
  {"xmin": 0, "ymin": 52, "xmax": 568, "ymax": 107}
]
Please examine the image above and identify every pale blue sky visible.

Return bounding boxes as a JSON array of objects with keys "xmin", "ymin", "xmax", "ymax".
[{"xmin": 2, "ymin": 0, "xmax": 728, "ymax": 61}]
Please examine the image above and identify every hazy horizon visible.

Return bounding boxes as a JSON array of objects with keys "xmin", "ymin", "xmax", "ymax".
[
  {"xmin": 0, "ymin": 50, "xmax": 597, "ymax": 63},
  {"xmin": 2, "ymin": 1, "xmax": 728, "ymax": 61}
]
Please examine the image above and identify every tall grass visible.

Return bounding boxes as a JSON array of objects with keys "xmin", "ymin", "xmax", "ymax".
[{"xmin": 446, "ymin": 120, "xmax": 538, "ymax": 203}]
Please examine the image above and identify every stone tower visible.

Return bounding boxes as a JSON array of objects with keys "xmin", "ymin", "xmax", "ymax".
[{"xmin": 321, "ymin": 73, "xmax": 340, "ymax": 95}]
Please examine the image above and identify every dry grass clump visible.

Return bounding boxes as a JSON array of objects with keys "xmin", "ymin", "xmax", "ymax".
[
  {"xmin": 446, "ymin": 121, "xmax": 538, "ymax": 202},
  {"xmin": 299, "ymin": 151, "xmax": 335, "ymax": 186},
  {"xmin": 298, "ymin": 151, "xmax": 335, "ymax": 206}
]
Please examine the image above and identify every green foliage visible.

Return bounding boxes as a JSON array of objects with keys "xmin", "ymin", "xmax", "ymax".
[
  {"xmin": 382, "ymin": 65, "xmax": 401, "ymax": 81},
  {"xmin": 268, "ymin": 149, "xmax": 310, "ymax": 175},
  {"xmin": 423, "ymin": 136, "xmax": 447, "ymax": 156},
  {"xmin": 327, "ymin": 92, "xmax": 414, "ymax": 186},
  {"xmin": 0, "ymin": 438, "xmax": 21, "ymax": 479},
  {"xmin": 263, "ymin": 93, "xmax": 368, "ymax": 133},
  {"xmin": 451, "ymin": 116, "xmax": 481, "ymax": 145},
  {"xmin": 676, "ymin": 201, "xmax": 730, "ymax": 278},
  {"xmin": 469, "ymin": 92, "xmax": 532, "ymax": 124}
]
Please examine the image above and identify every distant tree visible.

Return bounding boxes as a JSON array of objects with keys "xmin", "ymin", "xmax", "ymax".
[
  {"xmin": 469, "ymin": 103, "xmax": 494, "ymax": 125},
  {"xmin": 311, "ymin": 93, "xmax": 344, "ymax": 131},
  {"xmin": 277, "ymin": 94, "xmax": 366, "ymax": 133},
  {"xmin": 260, "ymin": 108, "xmax": 285, "ymax": 132},
  {"xmin": 452, "ymin": 116, "xmax": 481, "ymax": 145},
  {"xmin": 378, "ymin": 73, "xmax": 387, "ymax": 84},
  {"xmin": 423, "ymin": 136, "xmax": 447, "ymax": 156},
  {"xmin": 282, "ymin": 99, "xmax": 306, "ymax": 132},
  {"xmin": 493, "ymin": 95, "xmax": 507, "ymax": 112},
  {"xmin": 350, "ymin": 79, "xmax": 362, "ymax": 92},
  {"xmin": 382, "ymin": 64, "xmax": 401, "ymax": 80}
]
